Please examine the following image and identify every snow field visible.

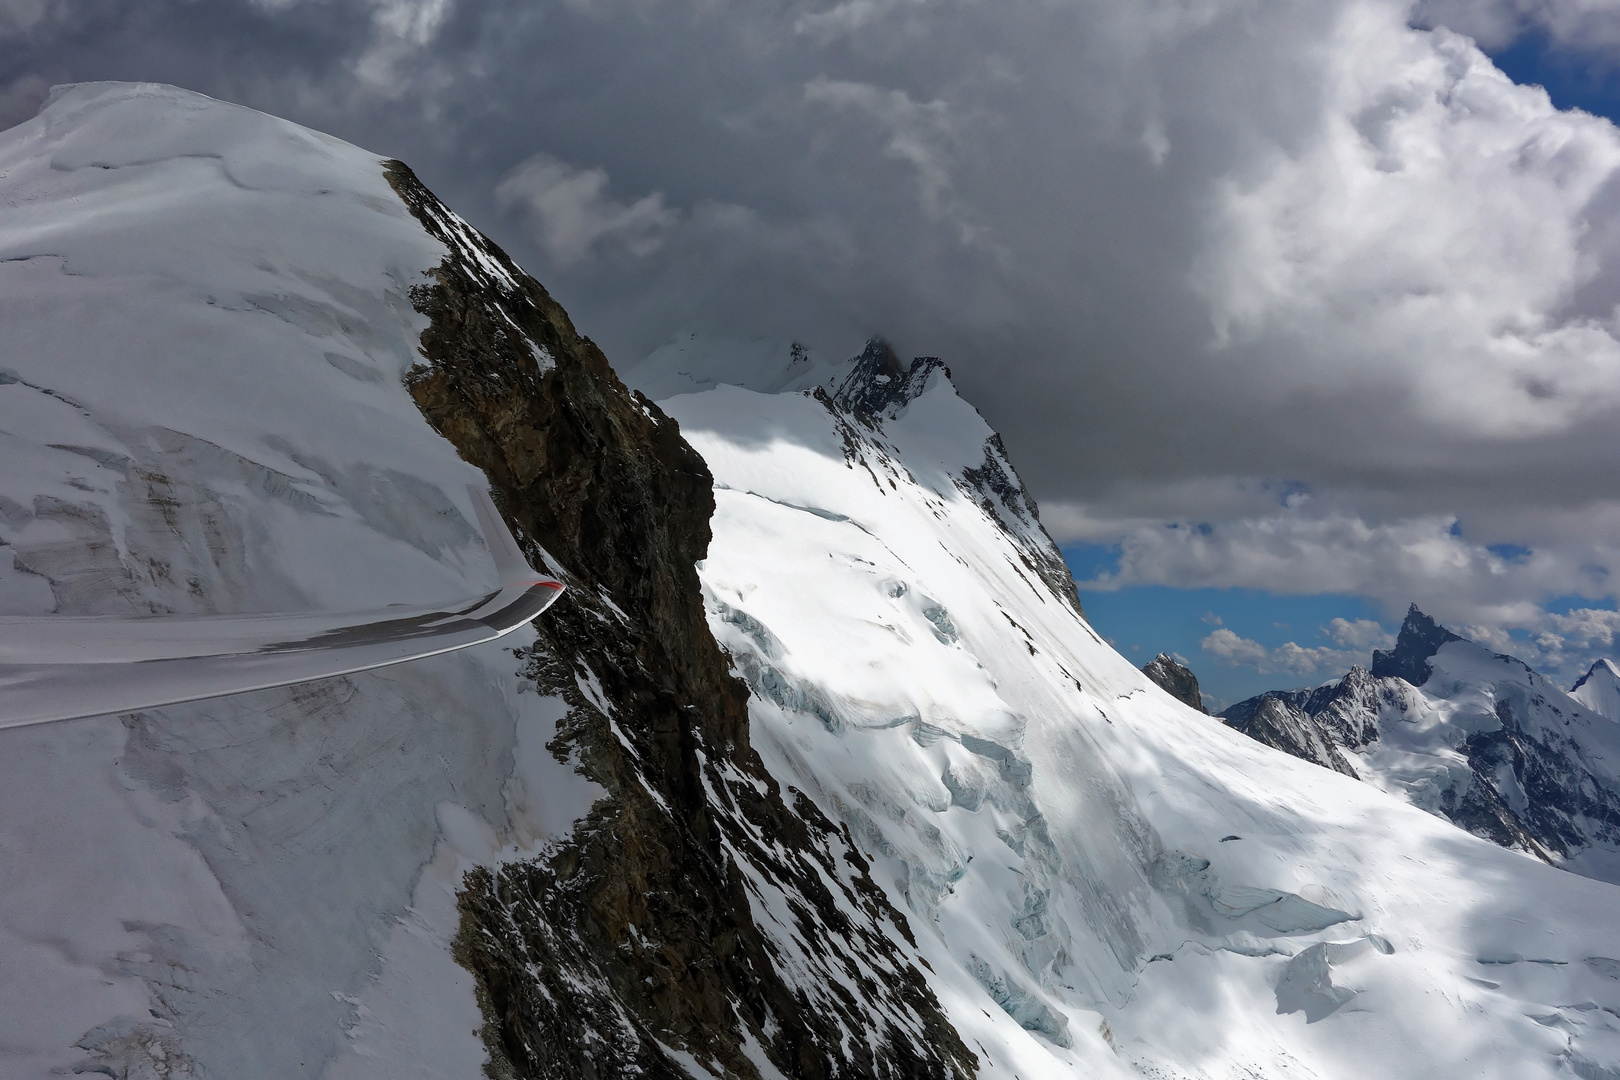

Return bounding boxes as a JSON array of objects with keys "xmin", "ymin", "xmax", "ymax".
[
  {"xmin": 664, "ymin": 377, "xmax": 1620, "ymax": 1080},
  {"xmin": 0, "ymin": 83, "xmax": 601, "ymax": 1079}
]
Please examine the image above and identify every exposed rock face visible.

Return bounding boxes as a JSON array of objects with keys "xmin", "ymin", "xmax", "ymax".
[
  {"xmin": 1141, "ymin": 653, "xmax": 1208, "ymax": 713},
  {"xmin": 1225, "ymin": 695, "xmax": 1357, "ymax": 776},
  {"xmin": 831, "ymin": 338, "xmax": 948, "ymax": 421},
  {"xmin": 384, "ymin": 162, "xmax": 974, "ymax": 1079},
  {"xmin": 1369, "ymin": 605, "xmax": 1461, "ymax": 686},
  {"xmin": 1222, "ymin": 607, "xmax": 1620, "ymax": 877},
  {"xmin": 1307, "ymin": 666, "xmax": 1383, "ymax": 749}
]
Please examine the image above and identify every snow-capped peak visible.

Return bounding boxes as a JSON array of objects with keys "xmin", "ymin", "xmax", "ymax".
[
  {"xmin": 830, "ymin": 337, "xmax": 949, "ymax": 420},
  {"xmin": 1573, "ymin": 657, "xmax": 1620, "ymax": 721},
  {"xmin": 1368, "ymin": 603, "xmax": 1463, "ymax": 687},
  {"xmin": 663, "ymin": 368, "xmax": 1620, "ymax": 1079}
]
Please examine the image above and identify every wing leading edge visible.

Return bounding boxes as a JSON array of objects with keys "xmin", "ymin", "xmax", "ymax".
[{"xmin": 0, "ymin": 487, "xmax": 564, "ymax": 730}]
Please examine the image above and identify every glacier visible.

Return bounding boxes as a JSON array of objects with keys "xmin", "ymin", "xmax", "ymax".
[
  {"xmin": 1220, "ymin": 607, "xmax": 1620, "ymax": 883},
  {"xmin": 3, "ymin": 80, "xmax": 1620, "ymax": 1080},
  {"xmin": 649, "ymin": 348, "xmax": 1620, "ymax": 1079},
  {"xmin": 0, "ymin": 81, "xmax": 602, "ymax": 1080}
]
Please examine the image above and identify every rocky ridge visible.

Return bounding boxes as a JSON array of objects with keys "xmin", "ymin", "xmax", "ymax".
[
  {"xmin": 385, "ymin": 160, "xmax": 973, "ymax": 1079},
  {"xmin": 1140, "ymin": 653, "xmax": 1207, "ymax": 713},
  {"xmin": 12, "ymin": 82, "xmax": 1620, "ymax": 1080},
  {"xmin": 824, "ymin": 340, "xmax": 1084, "ymax": 622},
  {"xmin": 1219, "ymin": 606, "xmax": 1620, "ymax": 876}
]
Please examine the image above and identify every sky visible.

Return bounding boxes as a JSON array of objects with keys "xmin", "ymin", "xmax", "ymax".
[{"xmin": 6, "ymin": 0, "xmax": 1620, "ymax": 707}]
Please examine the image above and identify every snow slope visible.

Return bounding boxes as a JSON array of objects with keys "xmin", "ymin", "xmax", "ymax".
[
  {"xmin": 1220, "ymin": 614, "xmax": 1620, "ymax": 880},
  {"xmin": 654, "ymin": 360, "xmax": 1620, "ymax": 1080},
  {"xmin": 13, "ymin": 77, "xmax": 1620, "ymax": 1080},
  {"xmin": 1574, "ymin": 659, "xmax": 1620, "ymax": 722},
  {"xmin": 0, "ymin": 83, "xmax": 599, "ymax": 1078}
]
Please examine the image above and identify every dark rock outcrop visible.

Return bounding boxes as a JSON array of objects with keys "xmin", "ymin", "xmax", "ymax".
[
  {"xmin": 1219, "ymin": 666, "xmax": 1387, "ymax": 779},
  {"xmin": 1306, "ymin": 666, "xmax": 1383, "ymax": 749},
  {"xmin": 1223, "ymin": 609, "xmax": 1620, "ymax": 873},
  {"xmin": 1224, "ymin": 695, "xmax": 1357, "ymax": 777},
  {"xmin": 832, "ymin": 338, "xmax": 948, "ymax": 421},
  {"xmin": 1442, "ymin": 690, "xmax": 1620, "ymax": 861},
  {"xmin": 1141, "ymin": 653, "xmax": 1208, "ymax": 713},
  {"xmin": 384, "ymin": 161, "xmax": 975, "ymax": 1079},
  {"xmin": 1370, "ymin": 605, "xmax": 1461, "ymax": 687}
]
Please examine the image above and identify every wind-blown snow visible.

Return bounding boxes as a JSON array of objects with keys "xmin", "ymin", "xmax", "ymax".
[
  {"xmin": 0, "ymin": 83, "xmax": 600, "ymax": 1079},
  {"xmin": 661, "ymin": 370, "xmax": 1620, "ymax": 1079}
]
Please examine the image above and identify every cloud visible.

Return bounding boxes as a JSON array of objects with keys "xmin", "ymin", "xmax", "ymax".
[
  {"xmin": 1495, "ymin": 606, "xmax": 1620, "ymax": 678},
  {"xmin": 1192, "ymin": 20, "xmax": 1620, "ymax": 442},
  {"xmin": 13, "ymin": 0, "xmax": 1620, "ymax": 690},
  {"xmin": 1058, "ymin": 480, "xmax": 1620, "ymax": 635},
  {"xmin": 0, "ymin": 73, "xmax": 46, "ymax": 129},
  {"xmin": 1546, "ymin": 606, "xmax": 1620, "ymax": 649},
  {"xmin": 803, "ymin": 77, "xmax": 973, "ymax": 233},
  {"xmin": 353, "ymin": 0, "xmax": 455, "ymax": 94},
  {"xmin": 794, "ymin": 0, "xmax": 926, "ymax": 42},
  {"xmin": 496, "ymin": 154, "xmax": 677, "ymax": 267},
  {"xmin": 1413, "ymin": 0, "xmax": 1620, "ymax": 51},
  {"xmin": 0, "ymin": 0, "xmax": 50, "ymax": 39},
  {"xmin": 1200, "ymin": 628, "xmax": 1367, "ymax": 678},
  {"xmin": 1200, "ymin": 604, "xmax": 1620, "ymax": 690},
  {"xmin": 1324, "ymin": 617, "xmax": 1395, "ymax": 650}
]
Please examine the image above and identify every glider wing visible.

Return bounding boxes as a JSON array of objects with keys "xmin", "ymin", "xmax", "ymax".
[{"xmin": 0, "ymin": 487, "xmax": 564, "ymax": 730}]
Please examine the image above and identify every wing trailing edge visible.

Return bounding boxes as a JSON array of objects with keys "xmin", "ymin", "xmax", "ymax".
[{"xmin": 0, "ymin": 487, "xmax": 564, "ymax": 730}]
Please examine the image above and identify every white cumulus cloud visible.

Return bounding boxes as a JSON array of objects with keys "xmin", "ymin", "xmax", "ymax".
[{"xmin": 1201, "ymin": 628, "xmax": 1368, "ymax": 678}]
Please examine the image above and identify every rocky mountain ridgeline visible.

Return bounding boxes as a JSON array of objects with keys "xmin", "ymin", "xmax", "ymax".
[
  {"xmin": 16, "ymin": 84, "xmax": 1620, "ymax": 1080},
  {"xmin": 385, "ymin": 160, "xmax": 974, "ymax": 1078},
  {"xmin": 826, "ymin": 338, "xmax": 1085, "ymax": 622},
  {"xmin": 1212, "ymin": 605, "xmax": 1620, "ymax": 877}
]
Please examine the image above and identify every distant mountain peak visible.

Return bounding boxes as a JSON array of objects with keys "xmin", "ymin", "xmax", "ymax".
[
  {"xmin": 1572, "ymin": 657, "xmax": 1620, "ymax": 721},
  {"xmin": 1369, "ymin": 604, "xmax": 1462, "ymax": 687},
  {"xmin": 1573, "ymin": 657, "xmax": 1620, "ymax": 691},
  {"xmin": 831, "ymin": 337, "xmax": 949, "ymax": 420}
]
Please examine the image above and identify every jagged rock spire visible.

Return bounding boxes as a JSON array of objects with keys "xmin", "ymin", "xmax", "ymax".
[
  {"xmin": 832, "ymin": 337, "xmax": 949, "ymax": 420},
  {"xmin": 1369, "ymin": 604, "xmax": 1462, "ymax": 687}
]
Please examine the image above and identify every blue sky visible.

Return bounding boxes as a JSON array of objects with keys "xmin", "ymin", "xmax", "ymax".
[
  {"xmin": 1064, "ymin": 543, "xmax": 1393, "ymax": 711},
  {"xmin": 1491, "ymin": 32, "xmax": 1620, "ymax": 119},
  {"xmin": 1066, "ymin": 537, "xmax": 1620, "ymax": 712}
]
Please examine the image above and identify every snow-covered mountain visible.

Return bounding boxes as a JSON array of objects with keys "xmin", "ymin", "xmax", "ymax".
[
  {"xmin": 1220, "ymin": 607, "xmax": 1620, "ymax": 881},
  {"xmin": 7, "ymin": 81, "xmax": 1620, "ymax": 1080},
  {"xmin": 0, "ymin": 82, "xmax": 968, "ymax": 1080},
  {"xmin": 645, "ymin": 355, "xmax": 1620, "ymax": 1079},
  {"xmin": 1574, "ymin": 659, "xmax": 1620, "ymax": 722}
]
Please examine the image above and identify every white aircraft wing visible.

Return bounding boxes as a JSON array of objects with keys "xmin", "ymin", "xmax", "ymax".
[{"xmin": 0, "ymin": 487, "xmax": 565, "ymax": 730}]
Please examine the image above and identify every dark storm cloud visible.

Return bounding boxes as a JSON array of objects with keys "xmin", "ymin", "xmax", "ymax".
[{"xmin": 11, "ymin": 0, "xmax": 1620, "ymax": 664}]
